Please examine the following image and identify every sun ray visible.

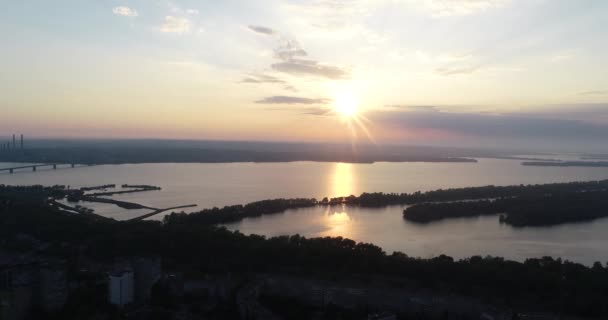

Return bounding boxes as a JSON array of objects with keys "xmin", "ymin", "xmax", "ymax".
[{"xmin": 330, "ymin": 89, "xmax": 377, "ymax": 145}]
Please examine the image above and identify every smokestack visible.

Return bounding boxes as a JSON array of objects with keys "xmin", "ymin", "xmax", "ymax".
[
  {"xmin": 20, "ymin": 134, "xmax": 23, "ymax": 149},
  {"xmin": 12, "ymin": 134, "xmax": 15, "ymax": 149}
]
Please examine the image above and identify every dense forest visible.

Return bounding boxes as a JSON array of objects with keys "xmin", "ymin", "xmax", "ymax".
[
  {"xmin": 2, "ymin": 185, "xmax": 608, "ymax": 318},
  {"xmin": 403, "ymin": 189, "xmax": 608, "ymax": 226}
]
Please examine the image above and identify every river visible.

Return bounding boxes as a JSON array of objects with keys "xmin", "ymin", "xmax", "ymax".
[{"xmin": 2, "ymin": 158, "xmax": 608, "ymax": 264}]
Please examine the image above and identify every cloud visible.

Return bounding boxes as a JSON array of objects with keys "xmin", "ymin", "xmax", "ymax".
[
  {"xmin": 435, "ymin": 65, "xmax": 479, "ymax": 76},
  {"xmin": 274, "ymin": 39, "xmax": 307, "ymax": 60},
  {"xmin": 241, "ymin": 74, "xmax": 286, "ymax": 84},
  {"xmin": 283, "ymin": 85, "xmax": 298, "ymax": 92},
  {"xmin": 285, "ymin": 0, "xmax": 375, "ymax": 30},
  {"xmin": 272, "ymin": 60, "xmax": 349, "ymax": 79},
  {"xmin": 255, "ymin": 96, "xmax": 330, "ymax": 105},
  {"xmin": 265, "ymin": 106, "xmax": 332, "ymax": 116},
  {"xmin": 168, "ymin": 2, "xmax": 199, "ymax": 15},
  {"xmin": 579, "ymin": 90, "xmax": 608, "ymax": 96},
  {"xmin": 301, "ymin": 107, "xmax": 332, "ymax": 116},
  {"xmin": 549, "ymin": 53, "xmax": 573, "ymax": 63},
  {"xmin": 388, "ymin": 105, "xmax": 439, "ymax": 112},
  {"xmin": 240, "ymin": 73, "xmax": 299, "ymax": 92},
  {"xmin": 414, "ymin": 51, "xmax": 482, "ymax": 76},
  {"xmin": 514, "ymin": 104, "xmax": 608, "ymax": 124},
  {"xmin": 270, "ymin": 39, "xmax": 350, "ymax": 79},
  {"xmin": 112, "ymin": 6, "xmax": 138, "ymax": 17},
  {"xmin": 368, "ymin": 104, "xmax": 608, "ymax": 149},
  {"xmin": 426, "ymin": 0, "xmax": 509, "ymax": 17},
  {"xmin": 160, "ymin": 16, "xmax": 191, "ymax": 34},
  {"xmin": 248, "ymin": 25, "xmax": 276, "ymax": 36},
  {"xmin": 244, "ymin": 27, "xmax": 349, "ymax": 80}
]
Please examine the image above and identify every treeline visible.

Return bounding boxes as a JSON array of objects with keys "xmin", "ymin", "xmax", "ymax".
[
  {"xmin": 2, "ymin": 193, "xmax": 608, "ymax": 318},
  {"xmin": 164, "ymin": 198, "xmax": 318, "ymax": 225},
  {"xmin": 80, "ymin": 184, "xmax": 116, "ymax": 192},
  {"xmin": 522, "ymin": 161, "xmax": 608, "ymax": 167},
  {"xmin": 165, "ymin": 180, "xmax": 608, "ymax": 225},
  {"xmin": 0, "ymin": 184, "xmax": 75, "ymax": 204},
  {"xmin": 404, "ymin": 200, "xmax": 502, "ymax": 223},
  {"xmin": 347, "ymin": 179, "xmax": 608, "ymax": 206},
  {"xmin": 404, "ymin": 190, "xmax": 608, "ymax": 226}
]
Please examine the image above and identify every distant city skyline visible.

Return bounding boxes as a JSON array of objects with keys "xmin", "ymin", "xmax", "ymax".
[{"xmin": 1, "ymin": 0, "xmax": 607, "ymax": 150}]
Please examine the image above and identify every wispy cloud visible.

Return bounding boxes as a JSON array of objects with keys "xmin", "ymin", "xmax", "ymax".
[
  {"xmin": 112, "ymin": 6, "xmax": 138, "ymax": 17},
  {"xmin": 301, "ymin": 107, "xmax": 332, "ymax": 115},
  {"xmin": 426, "ymin": 0, "xmax": 509, "ymax": 17},
  {"xmin": 435, "ymin": 65, "xmax": 479, "ymax": 76},
  {"xmin": 272, "ymin": 60, "xmax": 349, "ymax": 79},
  {"xmin": 388, "ymin": 105, "xmax": 439, "ymax": 112},
  {"xmin": 248, "ymin": 25, "xmax": 276, "ymax": 36},
  {"xmin": 160, "ymin": 16, "xmax": 191, "ymax": 34},
  {"xmin": 168, "ymin": 2, "xmax": 199, "ymax": 15},
  {"xmin": 270, "ymin": 38, "xmax": 350, "ymax": 79},
  {"xmin": 578, "ymin": 90, "xmax": 608, "ymax": 96},
  {"xmin": 243, "ymin": 26, "xmax": 350, "ymax": 81},
  {"xmin": 241, "ymin": 74, "xmax": 286, "ymax": 84},
  {"xmin": 283, "ymin": 85, "xmax": 298, "ymax": 92},
  {"xmin": 549, "ymin": 53, "xmax": 573, "ymax": 63},
  {"xmin": 255, "ymin": 96, "xmax": 330, "ymax": 105}
]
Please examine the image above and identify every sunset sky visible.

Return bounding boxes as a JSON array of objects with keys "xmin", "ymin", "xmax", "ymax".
[{"xmin": 1, "ymin": 0, "xmax": 607, "ymax": 150}]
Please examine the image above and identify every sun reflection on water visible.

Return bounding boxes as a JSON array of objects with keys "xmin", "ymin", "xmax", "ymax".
[
  {"xmin": 330, "ymin": 162, "xmax": 355, "ymax": 198},
  {"xmin": 322, "ymin": 162, "xmax": 357, "ymax": 237},
  {"xmin": 320, "ymin": 208, "xmax": 354, "ymax": 238}
]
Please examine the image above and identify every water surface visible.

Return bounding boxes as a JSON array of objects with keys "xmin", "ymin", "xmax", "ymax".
[
  {"xmin": 223, "ymin": 205, "xmax": 608, "ymax": 265},
  {"xmin": 2, "ymin": 159, "xmax": 608, "ymax": 264}
]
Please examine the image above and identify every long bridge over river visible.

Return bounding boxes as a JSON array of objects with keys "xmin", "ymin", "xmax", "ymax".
[{"xmin": 0, "ymin": 163, "xmax": 93, "ymax": 174}]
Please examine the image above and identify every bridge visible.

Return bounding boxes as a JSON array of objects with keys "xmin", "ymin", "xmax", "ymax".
[{"xmin": 0, "ymin": 163, "xmax": 92, "ymax": 174}]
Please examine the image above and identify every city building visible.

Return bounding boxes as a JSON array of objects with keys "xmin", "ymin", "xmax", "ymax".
[{"xmin": 108, "ymin": 269, "xmax": 134, "ymax": 307}]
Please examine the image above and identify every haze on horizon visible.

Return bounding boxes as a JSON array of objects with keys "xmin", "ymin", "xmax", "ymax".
[{"xmin": 1, "ymin": 0, "xmax": 607, "ymax": 152}]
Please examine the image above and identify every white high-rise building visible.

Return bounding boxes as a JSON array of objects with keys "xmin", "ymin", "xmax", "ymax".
[{"xmin": 108, "ymin": 269, "xmax": 134, "ymax": 307}]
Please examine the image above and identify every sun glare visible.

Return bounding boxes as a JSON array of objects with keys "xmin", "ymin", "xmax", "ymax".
[{"xmin": 334, "ymin": 92, "xmax": 359, "ymax": 117}]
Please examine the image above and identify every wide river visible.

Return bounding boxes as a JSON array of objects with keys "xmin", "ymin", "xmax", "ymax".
[{"xmin": 2, "ymin": 158, "xmax": 608, "ymax": 265}]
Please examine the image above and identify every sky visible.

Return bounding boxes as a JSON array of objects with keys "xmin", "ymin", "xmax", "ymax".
[{"xmin": 1, "ymin": 0, "xmax": 607, "ymax": 151}]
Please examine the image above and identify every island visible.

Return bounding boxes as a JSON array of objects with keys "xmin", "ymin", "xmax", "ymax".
[{"xmin": 522, "ymin": 161, "xmax": 608, "ymax": 167}]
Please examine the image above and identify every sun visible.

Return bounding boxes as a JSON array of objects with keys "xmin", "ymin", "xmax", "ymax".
[{"xmin": 334, "ymin": 92, "xmax": 359, "ymax": 117}]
